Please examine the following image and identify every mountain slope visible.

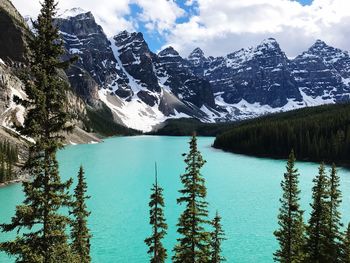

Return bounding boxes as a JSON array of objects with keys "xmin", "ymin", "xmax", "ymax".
[
  {"xmin": 290, "ymin": 40, "xmax": 350, "ymax": 104},
  {"xmin": 17, "ymin": 7, "xmax": 350, "ymax": 132},
  {"xmin": 187, "ymin": 38, "xmax": 350, "ymax": 120},
  {"xmin": 0, "ymin": 0, "xmax": 30, "ymax": 63},
  {"xmin": 55, "ymin": 10, "xmax": 221, "ymax": 131},
  {"xmin": 0, "ymin": 2, "xmax": 106, "ymax": 147}
]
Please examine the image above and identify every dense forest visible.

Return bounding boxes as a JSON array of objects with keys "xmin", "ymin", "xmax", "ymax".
[
  {"xmin": 214, "ymin": 103, "xmax": 350, "ymax": 165},
  {"xmin": 151, "ymin": 118, "xmax": 235, "ymax": 136},
  {"xmin": 0, "ymin": 140, "xmax": 18, "ymax": 183}
]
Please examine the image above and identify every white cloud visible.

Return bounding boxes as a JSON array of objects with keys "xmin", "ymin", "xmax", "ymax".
[
  {"xmin": 163, "ymin": 0, "xmax": 350, "ymax": 57},
  {"xmin": 12, "ymin": 0, "xmax": 134, "ymax": 36},
  {"xmin": 133, "ymin": 0, "xmax": 184, "ymax": 33},
  {"xmin": 11, "ymin": 0, "xmax": 184, "ymax": 37},
  {"xmin": 10, "ymin": 0, "xmax": 350, "ymax": 58}
]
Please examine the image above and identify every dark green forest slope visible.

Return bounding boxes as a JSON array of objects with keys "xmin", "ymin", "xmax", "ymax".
[
  {"xmin": 151, "ymin": 118, "xmax": 235, "ymax": 136},
  {"xmin": 213, "ymin": 103, "xmax": 350, "ymax": 165}
]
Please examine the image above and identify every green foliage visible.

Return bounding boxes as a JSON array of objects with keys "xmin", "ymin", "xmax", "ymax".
[
  {"xmin": 214, "ymin": 103, "xmax": 350, "ymax": 165},
  {"xmin": 70, "ymin": 166, "xmax": 91, "ymax": 263},
  {"xmin": 274, "ymin": 151, "xmax": 305, "ymax": 263},
  {"xmin": 343, "ymin": 223, "xmax": 350, "ymax": 263},
  {"xmin": 145, "ymin": 164, "xmax": 168, "ymax": 263},
  {"xmin": 305, "ymin": 163, "xmax": 330, "ymax": 262},
  {"xmin": 274, "ymin": 160, "xmax": 345, "ymax": 263},
  {"xmin": 173, "ymin": 135, "xmax": 211, "ymax": 263},
  {"xmin": 0, "ymin": 0, "xmax": 77, "ymax": 262},
  {"xmin": 210, "ymin": 211, "xmax": 226, "ymax": 263},
  {"xmin": 150, "ymin": 118, "xmax": 235, "ymax": 137},
  {"xmin": 0, "ymin": 140, "xmax": 19, "ymax": 183},
  {"xmin": 324, "ymin": 164, "xmax": 343, "ymax": 262}
]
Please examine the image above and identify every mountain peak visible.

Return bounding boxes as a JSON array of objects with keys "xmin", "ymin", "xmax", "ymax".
[
  {"xmin": 309, "ymin": 39, "xmax": 329, "ymax": 51},
  {"xmin": 258, "ymin": 38, "xmax": 280, "ymax": 50},
  {"xmin": 189, "ymin": 47, "xmax": 205, "ymax": 58},
  {"xmin": 58, "ymin": 8, "xmax": 90, "ymax": 19},
  {"xmin": 116, "ymin": 30, "xmax": 131, "ymax": 39},
  {"xmin": 306, "ymin": 39, "xmax": 337, "ymax": 55},
  {"xmin": 115, "ymin": 30, "xmax": 145, "ymax": 40},
  {"xmin": 314, "ymin": 39, "xmax": 327, "ymax": 46},
  {"xmin": 188, "ymin": 47, "xmax": 207, "ymax": 67},
  {"xmin": 158, "ymin": 46, "xmax": 180, "ymax": 57}
]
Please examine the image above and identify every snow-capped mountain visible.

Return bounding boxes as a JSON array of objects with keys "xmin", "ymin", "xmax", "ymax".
[
  {"xmin": 191, "ymin": 38, "xmax": 302, "ymax": 107},
  {"xmin": 186, "ymin": 38, "xmax": 350, "ymax": 120},
  {"xmin": 290, "ymin": 40, "xmax": 350, "ymax": 105},
  {"xmin": 54, "ymin": 8, "xmax": 350, "ymax": 132},
  {"xmin": 55, "ymin": 11, "xmax": 220, "ymax": 131}
]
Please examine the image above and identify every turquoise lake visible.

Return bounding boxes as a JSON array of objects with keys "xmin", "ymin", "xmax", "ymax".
[{"xmin": 0, "ymin": 136, "xmax": 349, "ymax": 262}]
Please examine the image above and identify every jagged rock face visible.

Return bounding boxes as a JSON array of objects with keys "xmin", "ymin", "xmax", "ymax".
[
  {"xmin": 54, "ymin": 11, "xmax": 218, "ymax": 131},
  {"xmin": 156, "ymin": 47, "xmax": 215, "ymax": 108},
  {"xmin": 0, "ymin": 0, "xmax": 29, "ymax": 63},
  {"xmin": 54, "ymin": 11, "xmax": 130, "ymax": 104},
  {"xmin": 188, "ymin": 39, "xmax": 301, "ymax": 108},
  {"xmin": 0, "ymin": 5, "xmax": 89, "ymax": 139},
  {"xmin": 187, "ymin": 47, "xmax": 211, "ymax": 76},
  {"xmin": 51, "ymin": 9, "xmax": 350, "ymax": 131},
  {"xmin": 188, "ymin": 39, "xmax": 350, "ymax": 109},
  {"xmin": 65, "ymin": 66, "xmax": 100, "ymax": 106},
  {"xmin": 290, "ymin": 40, "xmax": 350, "ymax": 102},
  {"xmin": 113, "ymin": 31, "xmax": 160, "ymax": 93}
]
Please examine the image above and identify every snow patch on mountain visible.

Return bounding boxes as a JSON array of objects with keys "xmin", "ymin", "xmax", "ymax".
[
  {"xmin": 98, "ymin": 89, "xmax": 165, "ymax": 131},
  {"xmin": 53, "ymin": 10, "xmax": 350, "ymax": 132},
  {"xmin": 109, "ymin": 40, "xmax": 146, "ymax": 95},
  {"xmin": 58, "ymin": 8, "xmax": 88, "ymax": 19},
  {"xmin": 2, "ymin": 87, "xmax": 26, "ymax": 125}
]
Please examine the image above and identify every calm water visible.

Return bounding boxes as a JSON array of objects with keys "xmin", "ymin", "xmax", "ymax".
[{"xmin": 0, "ymin": 136, "xmax": 349, "ymax": 263}]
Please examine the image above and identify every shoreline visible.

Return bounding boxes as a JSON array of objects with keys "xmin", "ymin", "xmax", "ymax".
[{"xmin": 0, "ymin": 178, "xmax": 25, "ymax": 187}]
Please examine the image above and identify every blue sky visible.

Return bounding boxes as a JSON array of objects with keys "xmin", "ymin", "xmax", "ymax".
[{"xmin": 298, "ymin": 0, "xmax": 313, "ymax": 5}]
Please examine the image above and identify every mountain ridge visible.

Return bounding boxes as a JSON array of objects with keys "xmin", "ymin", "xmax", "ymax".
[{"xmin": 9, "ymin": 7, "xmax": 350, "ymax": 132}]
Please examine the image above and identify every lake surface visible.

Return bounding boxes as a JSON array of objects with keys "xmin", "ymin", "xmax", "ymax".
[{"xmin": 0, "ymin": 136, "xmax": 349, "ymax": 262}]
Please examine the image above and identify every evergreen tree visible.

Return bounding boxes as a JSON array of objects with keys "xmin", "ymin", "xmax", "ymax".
[
  {"xmin": 0, "ymin": 141, "xmax": 19, "ymax": 183},
  {"xmin": 70, "ymin": 166, "xmax": 92, "ymax": 263},
  {"xmin": 342, "ymin": 223, "xmax": 350, "ymax": 263},
  {"xmin": 305, "ymin": 163, "xmax": 329, "ymax": 263},
  {"xmin": 273, "ymin": 150, "xmax": 305, "ymax": 263},
  {"xmin": 0, "ymin": 155, "xmax": 5, "ymax": 184},
  {"xmin": 144, "ymin": 163, "xmax": 167, "ymax": 263},
  {"xmin": 173, "ymin": 135, "xmax": 210, "ymax": 263},
  {"xmin": 324, "ymin": 164, "xmax": 343, "ymax": 262},
  {"xmin": 210, "ymin": 211, "xmax": 226, "ymax": 263},
  {"xmin": 0, "ymin": 0, "xmax": 75, "ymax": 262}
]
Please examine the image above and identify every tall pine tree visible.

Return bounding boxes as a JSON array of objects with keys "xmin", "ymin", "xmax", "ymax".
[
  {"xmin": 0, "ymin": 0, "xmax": 75, "ymax": 262},
  {"xmin": 343, "ymin": 223, "xmax": 350, "ymax": 263},
  {"xmin": 173, "ymin": 135, "xmax": 210, "ymax": 263},
  {"xmin": 210, "ymin": 211, "xmax": 226, "ymax": 263},
  {"xmin": 70, "ymin": 166, "xmax": 92, "ymax": 263},
  {"xmin": 144, "ymin": 163, "xmax": 168, "ymax": 263},
  {"xmin": 324, "ymin": 164, "xmax": 343, "ymax": 262},
  {"xmin": 273, "ymin": 150, "xmax": 305, "ymax": 263},
  {"xmin": 305, "ymin": 163, "xmax": 329, "ymax": 263}
]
